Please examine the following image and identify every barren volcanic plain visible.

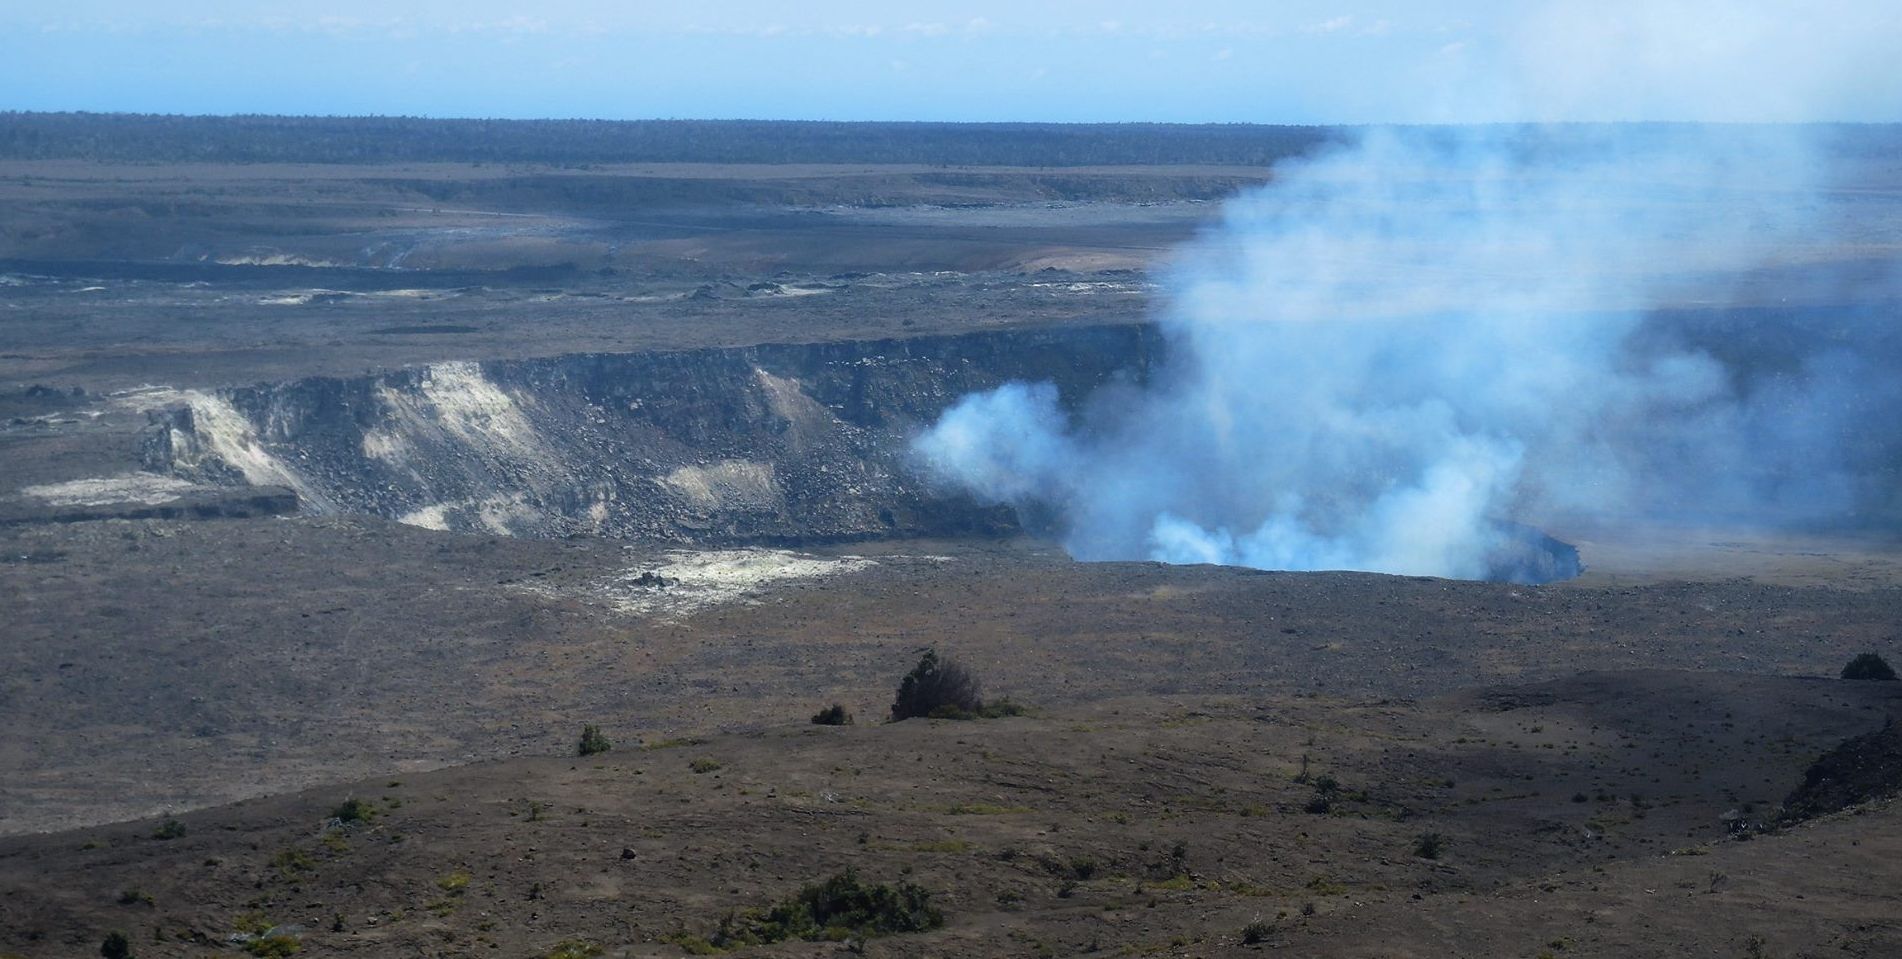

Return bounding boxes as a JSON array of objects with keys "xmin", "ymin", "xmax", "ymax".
[{"xmin": 2, "ymin": 121, "xmax": 1901, "ymax": 958}]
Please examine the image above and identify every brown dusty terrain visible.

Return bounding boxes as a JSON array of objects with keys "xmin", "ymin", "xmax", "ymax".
[
  {"xmin": 4, "ymin": 519, "xmax": 1901, "ymax": 836},
  {"xmin": 2, "ymin": 517, "xmax": 1902, "ymax": 957},
  {"xmin": 3, "ymin": 154, "xmax": 1902, "ymax": 958},
  {"xmin": 0, "ymin": 663, "xmax": 1897, "ymax": 958}
]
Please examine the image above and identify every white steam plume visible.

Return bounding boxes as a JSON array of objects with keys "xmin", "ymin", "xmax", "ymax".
[{"xmin": 915, "ymin": 7, "xmax": 1901, "ymax": 582}]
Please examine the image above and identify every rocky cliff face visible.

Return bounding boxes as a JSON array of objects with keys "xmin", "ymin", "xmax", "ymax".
[{"xmin": 142, "ymin": 325, "xmax": 1163, "ymax": 544}]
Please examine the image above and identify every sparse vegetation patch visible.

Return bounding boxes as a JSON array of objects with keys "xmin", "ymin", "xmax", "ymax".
[
  {"xmin": 543, "ymin": 941, "xmax": 603, "ymax": 959},
  {"xmin": 1241, "ymin": 918, "xmax": 1275, "ymax": 944},
  {"xmin": 810, "ymin": 703, "xmax": 854, "ymax": 725},
  {"xmin": 99, "ymin": 932, "xmax": 131, "ymax": 959},
  {"xmin": 330, "ymin": 798, "xmax": 374, "ymax": 824},
  {"xmin": 577, "ymin": 724, "xmax": 613, "ymax": 756},
  {"xmin": 698, "ymin": 870, "xmax": 943, "ymax": 951},
  {"xmin": 1841, "ymin": 652, "xmax": 1898, "ymax": 681},
  {"xmin": 888, "ymin": 649, "xmax": 1024, "ymax": 721},
  {"xmin": 891, "ymin": 649, "xmax": 984, "ymax": 721}
]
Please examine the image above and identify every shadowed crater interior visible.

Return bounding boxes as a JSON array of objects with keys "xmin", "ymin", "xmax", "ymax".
[{"xmin": 1486, "ymin": 522, "xmax": 1584, "ymax": 584}]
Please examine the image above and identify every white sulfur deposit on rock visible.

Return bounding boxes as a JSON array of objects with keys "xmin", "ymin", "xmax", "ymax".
[
  {"xmin": 515, "ymin": 548, "xmax": 877, "ymax": 620},
  {"xmin": 20, "ymin": 473, "xmax": 199, "ymax": 507}
]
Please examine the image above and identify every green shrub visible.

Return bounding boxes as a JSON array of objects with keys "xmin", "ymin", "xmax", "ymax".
[
  {"xmin": 330, "ymin": 798, "xmax": 374, "ymax": 824},
  {"xmin": 242, "ymin": 934, "xmax": 299, "ymax": 958},
  {"xmin": 977, "ymin": 698, "xmax": 1027, "ymax": 718},
  {"xmin": 1241, "ymin": 919, "xmax": 1274, "ymax": 944},
  {"xmin": 928, "ymin": 699, "xmax": 1029, "ymax": 720},
  {"xmin": 232, "ymin": 913, "xmax": 274, "ymax": 936},
  {"xmin": 890, "ymin": 649, "xmax": 984, "ymax": 721},
  {"xmin": 99, "ymin": 932, "xmax": 131, "ymax": 959},
  {"xmin": 663, "ymin": 934, "xmax": 720, "ymax": 956},
  {"xmin": 1413, "ymin": 832, "xmax": 1446, "ymax": 860},
  {"xmin": 810, "ymin": 704, "xmax": 854, "ymax": 726},
  {"xmin": 1303, "ymin": 776, "xmax": 1340, "ymax": 815},
  {"xmin": 543, "ymin": 940, "xmax": 603, "ymax": 959},
  {"xmin": 151, "ymin": 819, "xmax": 186, "ymax": 840},
  {"xmin": 707, "ymin": 869, "xmax": 943, "ymax": 949},
  {"xmin": 271, "ymin": 848, "xmax": 315, "ymax": 878},
  {"xmin": 578, "ymin": 724, "xmax": 613, "ymax": 756},
  {"xmin": 1841, "ymin": 653, "xmax": 1898, "ymax": 681}
]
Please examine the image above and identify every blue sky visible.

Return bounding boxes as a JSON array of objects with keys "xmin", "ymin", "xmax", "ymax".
[{"xmin": 4, "ymin": 1, "xmax": 1899, "ymax": 123}]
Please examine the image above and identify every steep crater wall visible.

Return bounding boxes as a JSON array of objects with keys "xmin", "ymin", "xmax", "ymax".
[{"xmin": 142, "ymin": 325, "xmax": 1164, "ymax": 544}]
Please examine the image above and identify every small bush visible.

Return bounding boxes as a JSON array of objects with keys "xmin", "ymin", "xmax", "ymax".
[
  {"xmin": 543, "ymin": 940, "xmax": 603, "ymax": 959},
  {"xmin": 100, "ymin": 932, "xmax": 131, "ymax": 959},
  {"xmin": 242, "ymin": 935, "xmax": 299, "ymax": 959},
  {"xmin": 1303, "ymin": 776, "xmax": 1340, "ymax": 815},
  {"xmin": 330, "ymin": 798, "xmax": 374, "ymax": 824},
  {"xmin": 151, "ymin": 819, "xmax": 186, "ymax": 840},
  {"xmin": 1841, "ymin": 653, "xmax": 1898, "ymax": 681},
  {"xmin": 1413, "ymin": 832, "xmax": 1446, "ymax": 860},
  {"xmin": 707, "ymin": 869, "xmax": 943, "ymax": 949},
  {"xmin": 577, "ymin": 724, "xmax": 613, "ymax": 756},
  {"xmin": 890, "ymin": 649, "xmax": 984, "ymax": 722},
  {"xmin": 662, "ymin": 934, "xmax": 720, "ymax": 956},
  {"xmin": 810, "ymin": 704, "xmax": 854, "ymax": 726},
  {"xmin": 232, "ymin": 913, "xmax": 274, "ymax": 936},
  {"xmin": 1241, "ymin": 919, "xmax": 1274, "ymax": 944},
  {"xmin": 271, "ymin": 848, "xmax": 315, "ymax": 879},
  {"xmin": 689, "ymin": 758, "xmax": 723, "ymax": 774}
]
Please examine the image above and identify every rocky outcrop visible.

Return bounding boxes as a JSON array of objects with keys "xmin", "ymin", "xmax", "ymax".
[{"xmin": 1781, "ymin": 713, "xmax": 1902, "ymax": 822}]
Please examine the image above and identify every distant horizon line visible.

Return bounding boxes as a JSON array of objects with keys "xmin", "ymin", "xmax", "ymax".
[{"xmin": 5, "ymin": 111, "xmax": 1898, "ymax": 128}]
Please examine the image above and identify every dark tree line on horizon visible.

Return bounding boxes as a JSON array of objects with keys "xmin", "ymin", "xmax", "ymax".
[
  {"xmin": 0, "ymin": 113, "xmax": 1344, "ymax": 167},
  {"xmin": 1, "ymin": 113, "xmax": 1893, "ymax": 168}
]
